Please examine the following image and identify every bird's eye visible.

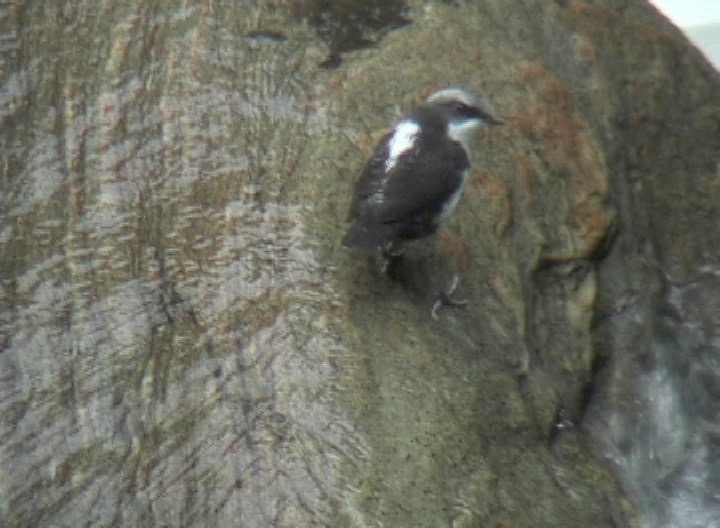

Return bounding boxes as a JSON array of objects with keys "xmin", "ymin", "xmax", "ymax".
[{"xmin": 453, "ymin": 102, "xmax": 481, "ymax": 119}]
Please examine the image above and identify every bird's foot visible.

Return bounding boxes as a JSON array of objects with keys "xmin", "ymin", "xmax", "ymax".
[
  {"xmin": 431, "ymin": 274, "xmax": 468, "ymax": 320},
  {"xmin": 378, "ymin": 241, "xmax": 404, "ymax": 274}
]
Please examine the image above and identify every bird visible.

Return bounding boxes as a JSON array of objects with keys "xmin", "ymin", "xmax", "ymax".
[
  {"xmin": 342, "ymin": 87, "xmax": 504, "ymax": 317},
  {"xmin": 344, "ymin": 87, "xmax": 503, "ymax": 257}
]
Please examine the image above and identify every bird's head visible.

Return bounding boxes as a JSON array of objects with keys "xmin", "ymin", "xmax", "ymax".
[{"xmin": 424, "ymin": 87, "xmax": 504, "ymax": 148}]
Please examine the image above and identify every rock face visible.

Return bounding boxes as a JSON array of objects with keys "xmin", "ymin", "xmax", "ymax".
[{"xmin": 0, "ymin": 1, "xmax": 717, "ymax": 527}]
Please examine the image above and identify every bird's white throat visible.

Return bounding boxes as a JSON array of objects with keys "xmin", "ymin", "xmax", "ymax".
[{"xmin": 447, "ymin": 119, "xmax": 482, "ymax": 151}]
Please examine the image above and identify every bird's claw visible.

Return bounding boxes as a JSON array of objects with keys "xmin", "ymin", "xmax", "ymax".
[
  {"xmin": 431, "ymin": 274, "xmax": 468, "ymax": 320},
  {"xmin": 378, "ymin": 241, "xmax": 404, "ymax": 274}
]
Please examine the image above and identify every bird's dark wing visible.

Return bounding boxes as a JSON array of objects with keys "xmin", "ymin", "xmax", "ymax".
[
  {"xmin": 347, "ymin": 130, "xmax": 392, "ymax": 220},
  {"xmin": 369, "ymin": 134, "xmax": 469, "ymax": 225},
  {"xmin": 344, "ymin": 127, "xmax": 470, "ymax": 248}
]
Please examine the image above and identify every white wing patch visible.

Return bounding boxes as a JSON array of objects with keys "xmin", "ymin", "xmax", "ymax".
[{"xmin": 385, "ymin": 120, "xmax": 420, "ymax": 172}]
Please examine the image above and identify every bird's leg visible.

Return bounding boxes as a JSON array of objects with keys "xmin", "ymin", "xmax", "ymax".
[
  {"xmin": 431, "ymin": 273, "xmax": 468, "ymax": 320},
  {"xmin": 377, "ymin": 240, "xmax": 404, "ymax": 274}
]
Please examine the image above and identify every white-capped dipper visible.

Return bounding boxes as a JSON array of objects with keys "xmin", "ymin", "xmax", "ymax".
[
  {"xmin": 343, "ymin": 88, "xmax": 503, "ymax": 317},
  {"xmin": 343, "ymin": 87, "xmax": 503, "ymax": 258}
]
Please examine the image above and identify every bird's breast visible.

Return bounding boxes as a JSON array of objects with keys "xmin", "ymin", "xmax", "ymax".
[{"xmin": 435, "ymin": 168, "xmax": 470, "ymax": 226}]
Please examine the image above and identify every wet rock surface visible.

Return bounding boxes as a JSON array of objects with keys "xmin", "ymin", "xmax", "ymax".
[{"xmin": 0, "ymin": 1, "xmax": 718, "ymax": 526}]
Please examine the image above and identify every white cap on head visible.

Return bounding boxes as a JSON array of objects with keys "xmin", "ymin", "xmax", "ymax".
[
  {"xmin": 426, "ymin": 87, "xmax": 504, "ymax": 126},
  {"xmin": 426, "ymin": 87, "xmax": 478, "ymax": 106}
]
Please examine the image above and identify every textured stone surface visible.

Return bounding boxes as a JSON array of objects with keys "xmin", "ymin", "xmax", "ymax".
[{"xmin": 0, "ymin": 1, "xmax": 718, "ymax": 527}]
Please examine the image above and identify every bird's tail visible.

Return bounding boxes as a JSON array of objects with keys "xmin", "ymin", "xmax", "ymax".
[{"xmin": 342, "ymin": 222, "xmax": 390, "ymax": 250}]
